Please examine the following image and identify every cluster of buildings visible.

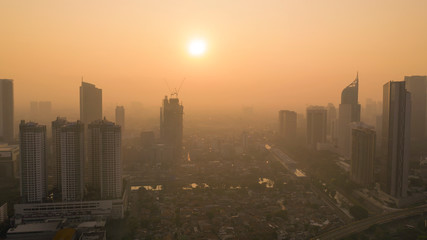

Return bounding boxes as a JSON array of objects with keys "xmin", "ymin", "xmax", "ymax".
[{"xmin": 278, "ymin": 74, "xmax": 427, "ymax": 203}]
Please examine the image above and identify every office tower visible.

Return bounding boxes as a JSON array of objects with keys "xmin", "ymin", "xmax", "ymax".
[
  {"xmin": 338, "ymin": 73, "xmax": 361, "ymax": 159},
  {"xmin": 278, "ymin": 110, "xmax": 297, "ymax": 143},
  {"xmin": 0, "ymin": 79, "xmax": 14, "ymax": 143},
  {"xmin": 80, "ymin": 82, "xmax": 102, "ymax": 124},
  {"xmin": 59, "ymin": 121, "xmax": 85, "ymax": 201},
  {"xmin": 404, "ymin": 76, "xmax": 427, "ymax": 143},
  {"xmin": 160, "ymin": 96, "xmax": 184, "ymax": 161},
  {"xmin": 306, "ymin": 106, "xmax": 327, "ymax": 150},
  {"xmin": 115, "ymin": 106, "xmax": 125, "ymax": 132},
  {"xmin": 88, "ymin": 120, "xmax": 122, "ymax": 199},
  {"xmin": 19, "ymin": 121, "xmax": 47, "ymax": 203},
  {"xmin": 326, "ymin": 103, "xmax": 337, "ymax": 143},
  {"xmin": 350, "ymin": 123, "xmax": 376, "ymax": 187},
  {"xmin": 381, "ymin": 81, "xmax": 411, "ymax": 198}
]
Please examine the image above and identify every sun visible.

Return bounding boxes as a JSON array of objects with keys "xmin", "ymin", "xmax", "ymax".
[{"xmin": 188, "ymin": 39, "xmax": 206, "ymax": 56}]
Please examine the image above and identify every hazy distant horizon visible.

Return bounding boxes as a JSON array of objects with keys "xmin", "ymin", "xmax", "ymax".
[{"xmin": 2, "ymin": 0, "xmax": 426, "ymax": 114}]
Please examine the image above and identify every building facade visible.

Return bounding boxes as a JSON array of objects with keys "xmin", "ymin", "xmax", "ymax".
[
  {"xmin": 278, "ymin": 110, "xmax": 297, "ymax": 144},
  {"xmin": 350, "ymin": 123, "xmax": 376, "ymax": 187},
  {"xmin": 160, "ymin": 96, "xmax": 184, "ymax": 161},
  {"xmin": 88, "ymin": 120, "xmax": 122, "ymax": 200},
  {"xmin": 80, "ymin": 82, "xmax": 102, "ymax": 124},
  {"xmin": 0, "ymin": 79, "xmax": 14, "ymax": 143},
  {"xmin": 381, "ymin": 81, "xmax": 411, "ymax": 198},
  {"xmin": 0, "ymin": 144, "xmax": 19, "ymax": 178},
  {"xmin": 115, "ymin": 106, "xmax": 125, "ymax": 133},
  {"xmin": 338, "ymin": 73, "xmax": 361, "ymax": 159},
  {"xmin": 404, "ymin": 76, "xmax": 427, "ymax": 143},
  {"xmin": 19, "ymin": 121, "xmax": 47, "ymax": 203},
  {"xmin": 306, "ymin": 106, "xmax": 327, "ymax": 150}
]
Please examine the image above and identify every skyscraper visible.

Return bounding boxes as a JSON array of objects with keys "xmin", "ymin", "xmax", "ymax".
[
  {"xmin": 381, "ymin": 81, "xmax": 411, "ymax": 198},
  {"xmin": 60, "ymin": 121, "xmax": 85, "ymax": 201},
  {"xmin": 0, "ymin": 79, "xmax": 14, "ymax": 143},
  {"xmin": 338, "ymin": 73, "xmax": 361, "ymax": 159},
  {"xmin": 278, "ymin": 110, "xmax": 297, "ymax": 143},
  {"xmin": 52, "ymin": 117, "xmax": 68, "ymax": 191},
  {"xmin": 19, "ymin": 121, "xmax": 47, "ymax": 203},
  {"xmin": 350, "ymin": 123, "xmax": 375, "ymax": 187},
  {"xmin": 80, "ymin": 82, "xmax": 102, "ymax": 124},
  {"xmin": 404, "ymin": 75, "xmax": 427, "ymax": 143},
  {"xmin": 160, "ymin": 96, "xmax": 184, "ymax": 161},
  {"xmin": 115, "ymin": 106, "xmax": 125, "ymax": 132},
  {"xmin": 306, "ymin": 106, "xmax": 327, "ymax": 150},
  {"xmin": 88, "ymin": 119, "xmax": 122, "ymax": 200}
]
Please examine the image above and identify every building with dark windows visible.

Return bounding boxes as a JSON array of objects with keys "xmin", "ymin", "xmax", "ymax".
[
  {"xmin": 58, "ymin": 121, "xmax": 85, "ymax": 202},
  {"xmin": 80, "ymin": 82, "xmax": 102, "ymax": 124},
  {"xmin": 338, "ymin": 73, "xmax": 361, "ymax": 159},
  {"xmin": 278, "ymin": 110, "xmax": 297, "ymax": 144},
  {"xmin": 350, "ymin": 123, "xmax": 375, "ymax": 187},
  {"xmin": 52, "ymin": 117, "xmax": 68, "ymax": 192},
  {"xmin": 0, "ymin": 79, "xmax": 14, "ymax": 143},
  {"xmin": 381, "ymin": 81, "xmax": 411, "ymax": 198},
  {"xmin": 404, "ymin": 75, "xmax": 427, "ymax": 144},
  {"xmin": 160, "ymin": 96, "xmax": 184, "ymax": 162},
  {"xmin": 19, "ymin": 121, "xmax": 47, "ymax": 203},
  {"xmin": 88, "ymin": 119, "xmax": 122, "ymax": 200},
  {"xmin": 306, "ymin": 106, "xmax": 327, "ymax": 150},
  {"xmin": 0, "ymin": 144, "xmax": 19, "ymax": 179}
]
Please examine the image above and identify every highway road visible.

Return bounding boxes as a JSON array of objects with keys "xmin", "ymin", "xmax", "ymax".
[{"xmin": 315, "ymin": 204, "xmax": 427, "ymax": 239}]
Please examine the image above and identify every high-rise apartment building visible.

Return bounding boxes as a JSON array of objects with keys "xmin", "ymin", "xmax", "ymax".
[
  {"xmin": 160, "ymin": 96, "xmax": 183, "ymax": 161},
  {"xmin": 60, "ymin": 121, "xmax": 85, "ymax": 201},
  {"xmin": 338, "ymin": 73, "xmax": 361, "ymax": 159},
  {"xmin": 278, "ymin": 110, "xmax": 297, "ymax": 143},
  {"xmin": 0, "ymin": 79, "xmax": 14, "ymax": 143},
  {"xmin": 381, "ymin": 81, "xmax": 411, "ymax": 198},
  {"xmin": 80, "ymin": 82, "xmax": 102, "ymax": 124},
  {"xmin": 306, "ymin": 106, "xmax": 327, "ymax": 150},
  {"xmin": 19, "ymin": 121, "xmax": 47, "ymax": 203},
  {"xmin": 350, "ymin": 123, "xmax": 376, "ymax": 187},
  {"xmin": 88, "ymin": 120, "xmax": 122, "ymax": 200},
  {"xmin": 326, "ymin": 103, "xmax": 338, "ymax": 144},
  {"xmin": 52, "ymin": 117, "xmax": 68, "ymax": 191},
  {"xmin": 115, "ymin": 106, "xmax": 125, "ymax": 132},
  {"xmin": 404, "ymin": 76, "xmax": 427, "ymax": 143}
]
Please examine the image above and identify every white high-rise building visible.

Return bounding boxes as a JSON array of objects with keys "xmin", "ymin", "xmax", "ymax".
[
  {"xmin": 88, "ymin": 119, "xmax": 122, "ymax": 199},
  {"xmin": 59, "ymin": 121, "xmax": 85, "ymax": 201},
  {"xmin": 19, "ymin": 121, "xmax": 47, "ymax": 203}
]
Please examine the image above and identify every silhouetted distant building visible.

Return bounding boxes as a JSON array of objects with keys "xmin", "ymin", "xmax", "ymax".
[
  {"xmin": 306, "ymin": 106, "xmax": 327, "ymax": 150},
  {"xmin": 278, "ymin": 110, "xmax": 297, "ymax": 144},
  {"xmin": 55, "ymin": 120, "xmax": 85, "ymax": 202},
  {"xmin": 88, "ymin": 119, "xmax": 122, "ymax": 199},
  {"xmin": 338, "ymin": 73, "xmax": 361, "ymax": 159},
  {"xmin": 160, "ymin": 96, "xmax": 183, "ymax": 162},
  {"xmin": 326, "ymin": 103, "xmax": 337, "ymax": 144},
  {"xmin": 381, "ymin": 81, "xmax": 411, "ymax": 198},
  {"xmin": 0, "ymin": 79, "xmax": 14, "ymax": 143},
  {"xmin": 19, "ymin": 121, "xmax": 47, "ymax": 203},
  {"xmin": 363, "ymin": 98, "xmax": 379, "ymax": 126},
  {"xmin": 351, "ymin": 123, "xmax": 375, "ymax": 187},
  {"xmin": 80, "ymin": 82, "xmax": 102, "ymax": 124},
  {"xmin": 115, "ymin": 106, "xmax": 125, "ymax": 133},
  {"xmin": 404, "ymin": 76, "xmax": 427, "ymax": 143}
]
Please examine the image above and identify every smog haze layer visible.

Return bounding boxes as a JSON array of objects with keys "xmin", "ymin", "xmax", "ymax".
[{"xmin": 1, "ymin": 0, "xmax": 426, "ymax": 116}]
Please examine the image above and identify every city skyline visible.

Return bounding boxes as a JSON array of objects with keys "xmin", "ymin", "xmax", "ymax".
[{"xmin": 1, "ymin": 1, "xmax": 426, "ymax": 113}]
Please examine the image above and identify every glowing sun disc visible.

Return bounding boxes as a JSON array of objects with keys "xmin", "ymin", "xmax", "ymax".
[{"xmin": 188, "ymin": 39, "xmax": 206, "ymax": 56}]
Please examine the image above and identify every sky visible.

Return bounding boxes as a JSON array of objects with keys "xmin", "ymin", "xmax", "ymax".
[{"xmin": 1, "ymin": 0, "xmax": 426, "ymax": 115}]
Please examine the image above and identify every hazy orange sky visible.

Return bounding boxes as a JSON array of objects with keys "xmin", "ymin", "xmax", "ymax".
[{"xmin": 1, "ymin": 0, "xmax": 426, "ymax": 115}]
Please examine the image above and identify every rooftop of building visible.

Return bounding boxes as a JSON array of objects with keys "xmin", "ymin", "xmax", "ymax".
[
  {"xmin": 0, "ymin": 144, "xmax": 19, "ymax": 152},
  {"xmin": 8, "ymin": 221, "xmax": 60, "ymax": 234},
  {"xmin": 53, "ymin": 228, "xmax": 76, "ymax": 240}
]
